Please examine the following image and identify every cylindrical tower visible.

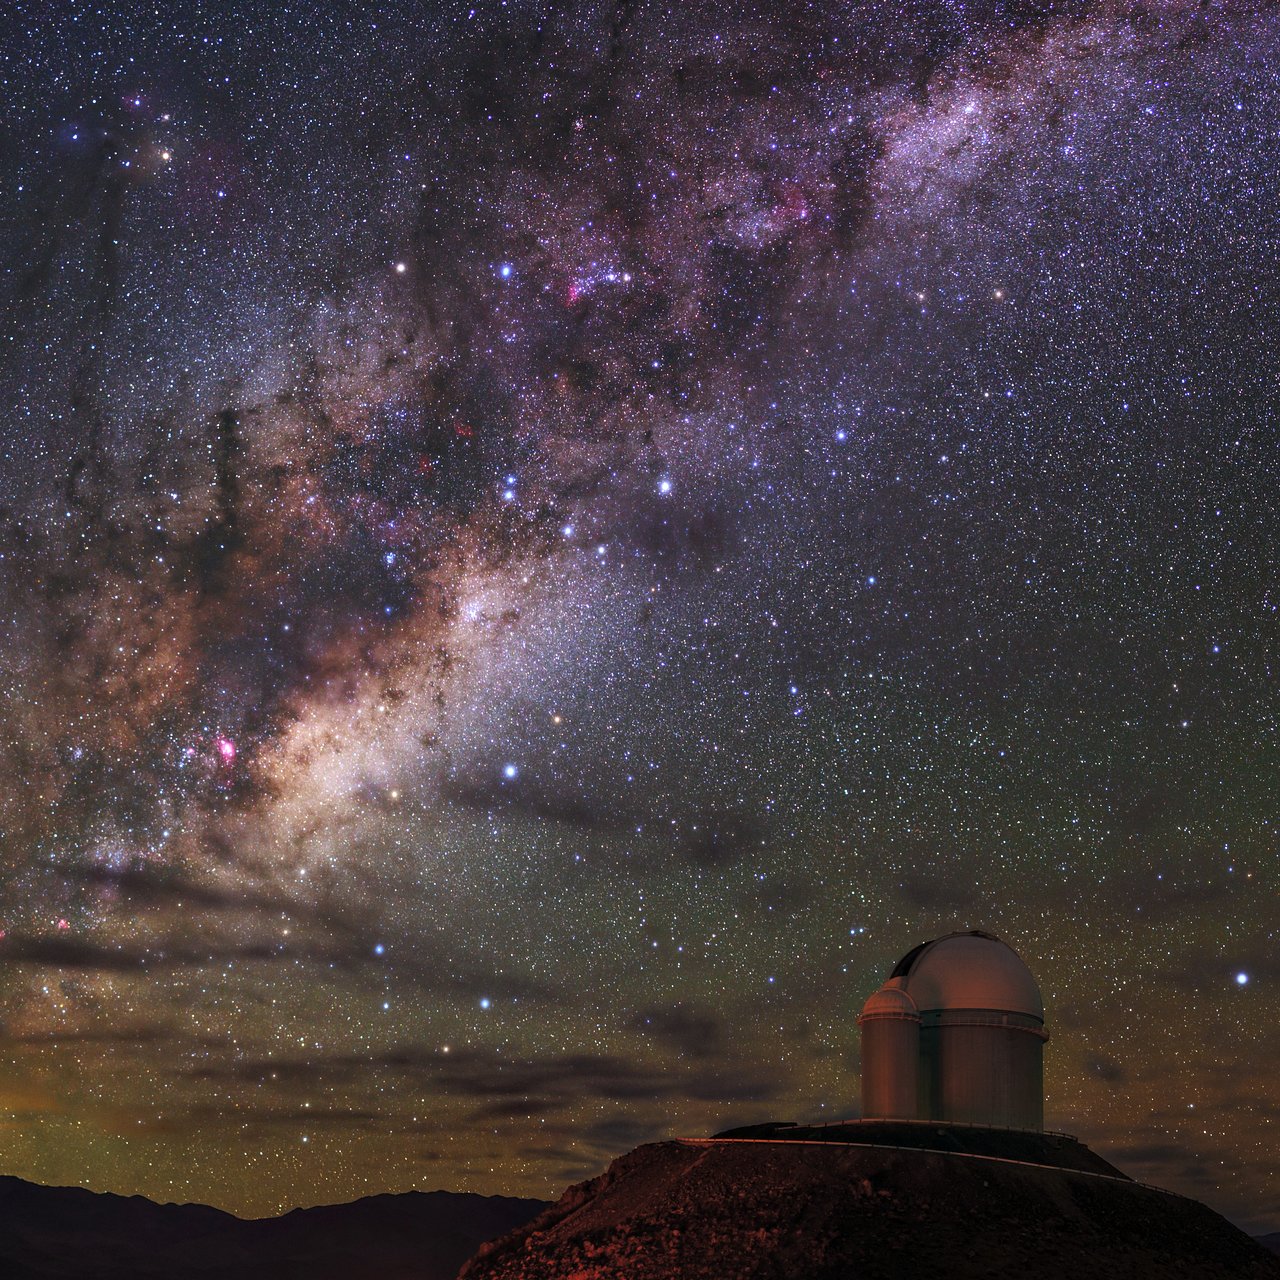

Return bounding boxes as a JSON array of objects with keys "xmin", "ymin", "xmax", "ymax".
[
  {"xmin": 926, "ymin": 1009, "xmax": 1047, "ymax": 1129},
  {"xmin": 857, "ymin": 980, "xmax": 920, "ymax": 1120}
]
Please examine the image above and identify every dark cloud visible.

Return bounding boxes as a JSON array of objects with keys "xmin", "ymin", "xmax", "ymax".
[
  {"xmin": 1, "ymin": 924, "xmax": 552, "ymax": 1005},
  {"xmin": 1106, "ymin": 1141, "xmax": 1219, "ymax": 1190},
  {"xmin": 628, "ymin": 1004, "xmax": 726, "ymax": 1059},
  {"xmin": 445, "ymin": 775, "xmax": 764, "ymax": 868},
  {"xmin": 1163, "ymin": 948, "xmax": 1280, "ymax": 992},
  {"xmin": 894, "ymin": 863, "xmax": 993, "ymax": 914},
  {"xmin": 1083, "ymin": 1054, "xmax": 1128, "ymax": 1085},
  {"xmin": 0, "ymin": 933, "xmax": 281, "ymax": 972},
  {"xmin": 188, "ymin": 1042, "xmax": 782, "ymax": 1110},
  {"xmin": 625, "ymin": 495, "xmax": 737, "ymax": 567},
  {"xmin": 752, "ymin": 874, "xmax": 819, "ymax": 915},
  {"xmin": 578, "ymin": 1115, "xmax": 667, "ymax": 1155},
  {"xmin": 468, "ymin": 1098, "xmax": 563, "ymax": 1123},
  {"xmin": 188, "ymin": 1104, "xmax": 383, "ymax": 1128},
  {"xmin": 445, "ymin": 776, "xmax": 626, "ymax": 834},
  {"xmin": 679, "ymin": 818, "xmax": 766, "ymax": 869},
  {"xmin": 71, "ymin": 862, "xmax": 306, "ymax": 918},
  {"xmin": 1092, "ymin": 861, "xmax": 1238, "ymax": 919},
  {"xmin": 4, "ymin": 1024, "xmax": 172, "ymax": 1047},
  {"xmin": 1112, "ymin": 1141, "xmax": 1195, "ymax": 1167}
]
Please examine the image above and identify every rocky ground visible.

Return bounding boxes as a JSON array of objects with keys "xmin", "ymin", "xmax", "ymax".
[{"xmin": 460, "ymin": 1139, "xmax": 1280, "ymax": 1280}]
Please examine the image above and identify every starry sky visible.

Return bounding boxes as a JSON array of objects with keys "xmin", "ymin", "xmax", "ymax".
[{"xmin": 0, "ymin": 0, "xmax": 1276, "ymax": 1233}]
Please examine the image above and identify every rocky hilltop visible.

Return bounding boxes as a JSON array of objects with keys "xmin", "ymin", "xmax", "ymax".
[
  {"xmin": 460, "ymin": 1137, "xmax": 1280, "ymax": 1280},
  {"xmin": 0, "ymin": 1176, "xmax": 545, "ymax": 1280}
]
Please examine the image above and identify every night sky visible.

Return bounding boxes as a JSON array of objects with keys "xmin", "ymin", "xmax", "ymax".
[{"xmin": 0, "ymin": 0, "xmax": 1276, "ymax": 1233}]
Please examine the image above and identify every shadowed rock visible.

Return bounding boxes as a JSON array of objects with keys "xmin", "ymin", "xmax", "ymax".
[{"xmin": 460, "ymin": 1138, "xmax": 1280, "ymax": 1280}]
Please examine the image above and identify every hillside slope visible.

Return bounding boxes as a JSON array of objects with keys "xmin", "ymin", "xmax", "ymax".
[{"xmin": 460, "ymin": 1140, "xmax": 1280, "ymax": 1280}]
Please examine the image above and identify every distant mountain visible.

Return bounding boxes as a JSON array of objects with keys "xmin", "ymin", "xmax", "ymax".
[
  {"xmin": 1260, "ymin": 1234, "xmax": 1280, "ymax": 1257},
  {"xmin": 461, "ymin": 1137, "xmax": 1280, "ymax": 1280},
  {"xmin": 0, "ymin": 1175, "xmax": 546, "ymax": 1280}
]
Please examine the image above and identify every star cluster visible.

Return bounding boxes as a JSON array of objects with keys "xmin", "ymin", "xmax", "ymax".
[{"xmin": 0, "ymin": 0, "xmax": 1275, "ymax": 1232}]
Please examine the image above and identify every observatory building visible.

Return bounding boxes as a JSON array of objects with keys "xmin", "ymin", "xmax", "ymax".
[{"xmin": 857, "ymin": 931, "xmax": 1049, "ymax": 1131}]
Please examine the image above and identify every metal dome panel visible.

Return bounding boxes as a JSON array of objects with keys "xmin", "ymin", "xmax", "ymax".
[
  {"xmin": 896, "ymin": 932, "xmax": 1044, "ymax": 1021},
  {"xmin": 858, "ymin": 984, "xmax": 920, "ymax": 1020}
]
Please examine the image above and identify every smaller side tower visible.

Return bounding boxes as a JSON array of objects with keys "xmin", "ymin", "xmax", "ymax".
[{"xmin": 857, "ymin": 979, "xmax": 920, "ymax": 1120}]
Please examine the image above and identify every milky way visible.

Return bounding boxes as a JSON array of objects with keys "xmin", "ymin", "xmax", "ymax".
[{"xmin": 0, "ymin": 0, "xmax": 1276, "ymax": 1229}]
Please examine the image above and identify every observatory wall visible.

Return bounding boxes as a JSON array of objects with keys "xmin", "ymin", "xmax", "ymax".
[
  {"xmin": 920, "ymin": 1012, "xmax": 1047, "ymax": 1130},
  {"xmin": 860, "ymin": 1012, "xmax": 920, "ymax": 1120}
]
